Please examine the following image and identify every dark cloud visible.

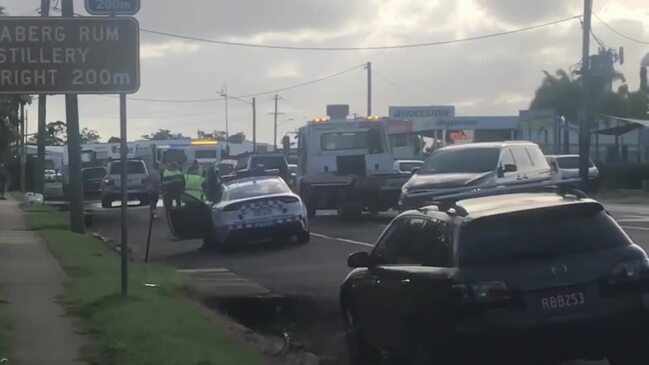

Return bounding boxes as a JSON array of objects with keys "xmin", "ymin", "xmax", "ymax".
[{"xmin": 478, "ymin": 0, "xmax": 581, "ymax": 24}]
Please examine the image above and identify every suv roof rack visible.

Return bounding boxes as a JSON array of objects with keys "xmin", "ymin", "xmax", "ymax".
[{"xmin": 419, "ymin": 179, "xmax": 584, "ymax": 215}]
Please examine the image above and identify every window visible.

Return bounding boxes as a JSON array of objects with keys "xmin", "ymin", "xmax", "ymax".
[
  {"xmin": 390, "ymin": 134, "xmax": 409, "ymax": 147},
  {"xmin": 249, "ymin": 156, "xmax": 288, "ymax": 173},
  {"xmin": 223, "ymin": 178, "xmax": 291, "ymax": 200},
  {"xmin": 500, "ymin": 148, "xmax": 515, "ymax": 167},
  {"xmin": 236, "ymin": 157, "xmax": 249, "ymax": 171},
  {"xmin": 195, "ymin": 150, "xmax": 218, "ymax": 159},
  {"xmin": 458, "ymin": 204, "xmax": 631, "ymax": 267},
  {"xmin": 420, "ymin": 147, "xmax": 499, "ymax": 174},
  {"xmin": 373, "ymin": 217, "xmax": 452, "ymax": 267},
  {"xmin": 109, "ymin": 161, "xmax": 146, "ymax": 174},
  {"xmin": 556, "ymin": 156, "xmax": 594, "ymax": 169},
  {"xmin": 217, "ymin": 162, "xmax": 235, "ymax": 175},
  {"xmin": 511, "ymin": 147, "xmax": 533, "ymax": 170},
  {"xmin": 321, "ymin": 132, "xmax": 369, "ymax": 150},
  {"xmin": 526, "ymin": 147, "xmax": 548, "ymax": 168}
]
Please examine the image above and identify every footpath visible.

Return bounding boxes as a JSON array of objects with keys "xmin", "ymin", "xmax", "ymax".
[{"xmin": 0, "ymin": 195, "xmax": 86, "ymax": 364}]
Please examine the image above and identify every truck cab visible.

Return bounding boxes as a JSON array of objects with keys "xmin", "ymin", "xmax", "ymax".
[{"xmin": 296, "ymin": 118, "xmax": 408, "ymax": 218}]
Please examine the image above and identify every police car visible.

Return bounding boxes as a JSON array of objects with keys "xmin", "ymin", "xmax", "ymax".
[{"xmin": 166, "ymin": 175, "xmax": 310, "ymax": 250}]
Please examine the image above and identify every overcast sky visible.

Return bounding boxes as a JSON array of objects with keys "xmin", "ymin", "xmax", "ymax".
[{"xmin": 3, "ymin": 0, "xmax": 649, "ymax": 144}]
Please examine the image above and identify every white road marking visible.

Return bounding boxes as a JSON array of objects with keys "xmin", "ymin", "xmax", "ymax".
[
  {"xmin": 311, "ymin": 233, "xmax": 374, "ymax": 248},
  {"xmin": 617, "ymin": 215, "xmax": 649, "ymax": 223},
  {"xmin": 621, "ymin": 225, "xmax": 649, "ymax": 232}
]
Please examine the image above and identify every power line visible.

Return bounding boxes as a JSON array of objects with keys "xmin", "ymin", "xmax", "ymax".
[
  {"xmin": 140, "ymin": 16, "xmax": 580, "ymax": 51},
  {"xmin": 372, "ymin": 69, "xmax": 427, "ymax": 101},
  {"xmin": 53, "ymin": 7, "xmax": 579, "ymax": 51},
  {"xmin": 593, "ymin": 13, "xmax": 649, "ymax": 45}
]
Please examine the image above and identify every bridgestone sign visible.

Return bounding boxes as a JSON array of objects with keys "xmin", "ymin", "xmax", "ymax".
[{"xmin": 0, "ymin": 17, "xmax": 140, "ymax": 94}]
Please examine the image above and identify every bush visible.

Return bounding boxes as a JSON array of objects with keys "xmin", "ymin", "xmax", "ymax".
[{"xmin": 598, "ymin": 164, "xmax": 649, "ymax": 190}]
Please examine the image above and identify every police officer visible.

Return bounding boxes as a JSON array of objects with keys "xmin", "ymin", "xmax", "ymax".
[
  {"xmin": 162, "ymin": 162, "xmax": 185, "ymax": 207},
  {"xmin": 203, "ymin": 165, "xmax": 222, "ymax": 203},
  {"xmin": 184, "ymin": 162, "xmax": 204, "ymax": 200}
]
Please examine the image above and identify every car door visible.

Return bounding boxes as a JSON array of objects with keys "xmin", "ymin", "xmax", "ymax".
[
  {"xmin": 525, "ymin": 146, "xmax": 552, "ymax": 182},
  {"xmin": 511, "ymin": 146, "xmax": 534, "ymax": 182},
  {"xmin": 165, "ymin": 193, "xmax": 214, "ymax": 240},
  {"xmin": 498, "ymin": 148, "xmax": 519, "ymax": 185}
]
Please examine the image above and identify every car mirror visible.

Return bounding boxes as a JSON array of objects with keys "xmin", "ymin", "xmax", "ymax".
[
  {"xmin": 411, "ymin": 167, "xmax": 420, "ymax": 175},
  {"xmin": 504, "ymin": 164, "xmax": 517, "ymax": 173},
  {"xmin": 348, "ymin": 251, "xmax": 371, "ymax": 268}
]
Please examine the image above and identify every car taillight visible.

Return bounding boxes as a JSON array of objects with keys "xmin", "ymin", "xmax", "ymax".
[
  {"xmin": 278, "ymin": 196, "xmax": 299, "ymax": 203},
  {"xmin": 452, "ymin": 281, "xmax": 513, "ymax": 304},
  {"xmin": 607, "ymin": 260, "xmax": 648, "ymax": 285},
  {"xmin": 222, "ymin": 203, "xmax": 243, "ymax": 212}
]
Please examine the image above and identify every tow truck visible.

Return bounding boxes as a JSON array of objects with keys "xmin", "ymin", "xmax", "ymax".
[{"xmin": 296, "ymin": 117, "xmax": 409, "ymax": 219}]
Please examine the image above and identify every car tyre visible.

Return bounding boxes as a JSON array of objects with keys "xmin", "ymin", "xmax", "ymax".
[
  {"xmin": 342, "ymin": 305, "xmax": 380, "ymax": 365},
  {"xmin": 297, "ymin": 230, "xmax": 310, "ymax": 244},
  {"xmin": 101, "ymin": 198, "xmax": 112, "ymax": 209}
]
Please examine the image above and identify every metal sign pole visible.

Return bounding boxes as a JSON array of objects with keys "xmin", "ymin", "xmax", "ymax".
[{"xmin": 119, "ymin": 93, "xmax": 129, "ymax": 296}]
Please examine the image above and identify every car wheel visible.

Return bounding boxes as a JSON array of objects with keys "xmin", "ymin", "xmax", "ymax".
[
  {"xmin": 342, "ymin": 305, "xmax": 380, "ymax": 365},
  {"xmin": 101, "ymin": 198, "xmax": 112, "ymax": 209},
  {"xmin": 296, "ymin": 230, "xmax": 310, "ymax": 244}
]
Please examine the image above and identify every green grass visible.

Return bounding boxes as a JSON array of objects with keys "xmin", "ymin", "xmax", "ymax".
[{"xmin": 21, "ymin": 205, "xmax": 262, "ymax": 365}]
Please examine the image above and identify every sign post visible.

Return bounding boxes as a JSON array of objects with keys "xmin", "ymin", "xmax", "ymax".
[{"xmin": 0, "ymin": 15, "xmax": 140, "ymax": 295}]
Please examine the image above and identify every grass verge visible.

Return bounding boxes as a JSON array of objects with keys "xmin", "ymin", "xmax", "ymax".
[{"xmin": 19, "ymin": 203, "xmax": 262, "ymax": 365}]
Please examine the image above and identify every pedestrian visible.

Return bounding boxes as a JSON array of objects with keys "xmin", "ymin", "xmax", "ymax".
[
  {"xmin": 0, "ymin": 163, "xmax": 6, "ymax": 200},
  {"xmin": 204, "ymin": 165, "xmax": 222, "ymax": 203},
  {"xmin": 184, "ymin": 163, "xmax": 204, "ymax": 201},
  {"xmin": 187, "ymin": 160, "xmax": 200, "ymax": 175},
  {"xmin": 162, "ymin": 162, "xmax": 184, "ymax": 208},
  {"xmin": 148, "ymin": 166, "xmax": 161, "ymax": 218}
]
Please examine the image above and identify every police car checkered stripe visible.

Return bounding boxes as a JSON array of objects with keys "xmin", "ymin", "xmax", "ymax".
[{"xmin": 226, "ymin": 214, "xmax": 302, "ymax": 230}]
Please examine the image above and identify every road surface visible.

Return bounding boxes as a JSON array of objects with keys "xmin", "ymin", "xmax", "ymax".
[{"xmin": 89, "ymin": 201, "xmax": 649, "ymax": 364}]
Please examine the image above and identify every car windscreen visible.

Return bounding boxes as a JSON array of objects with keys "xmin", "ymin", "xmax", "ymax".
[
  {"xmin": 420, "ymin": 147, "xmax": 499, "ymax": 174},
  {"xmin": 109, "ymin": 161, "xmax": 146, "ymax": 174},
  {"xmin": 321, "ymin": 132, "xmax": 369, "ymax": 150},
  {"xmin": 223, "ymin": 178, "xmax": 291, "ymax": 201},
  {"xmin": 249, "ymin": 156, "xmax": 287, "ymax": 172},
  {"xmin": 459, "ymin": 204, "xmax": 631, "ymax": 267},
  {"xmin": 399, "ymin": 162, "xmax": 423, "ymax": 172},
  {"xmin": 556, "ymin": 156, "xmax": 594, "ymax": 169}
]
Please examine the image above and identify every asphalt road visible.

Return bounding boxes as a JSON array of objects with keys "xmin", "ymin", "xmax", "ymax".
[{"xmin": 89, "ymin": 201, "xmax": 649, "ymax": 365}]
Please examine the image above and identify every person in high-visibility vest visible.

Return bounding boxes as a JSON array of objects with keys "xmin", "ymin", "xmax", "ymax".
[
  {"xmin": 185, "ymin": 171, "xmax": 204, "ymax": 200},
  {"xmin": 162, "ymin": 163, "xmax": 185, "ymax": 207}
]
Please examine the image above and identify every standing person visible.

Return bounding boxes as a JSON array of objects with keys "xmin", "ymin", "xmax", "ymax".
[
  {"xmin": 187, "ymin": 160, "xmax": 200, "ymax": 175},
  {"xmin": 148, "ymin": 166, "xmax": 161, "ymax": 218},
  {"xmin": 203, "ymin": 165, "xmax": 222, "ymax": 203},
  {"xmin": 162, "ymin": 163, "xmax": 184, "ymax": 208},
  {"xmin": 0, "ymin": 163, "xmax": 6, "ymax": 200},
  {"xmin": 184, "ymin": 164, "xmax": 204, "ymax": 201}
]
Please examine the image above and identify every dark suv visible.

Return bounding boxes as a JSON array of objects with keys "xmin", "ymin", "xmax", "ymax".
[
  {"xmin": 341, "ymin": 191, "xmax": 649, "ymax": 364},
  {"xmin": 234, "ymin": 153, "xmax": 290, "ymax": 183}
]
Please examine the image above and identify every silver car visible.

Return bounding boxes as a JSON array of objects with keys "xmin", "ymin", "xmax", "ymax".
[
  {"xmin": 100, "ymin": 160, "xmax": 150, "ymax": 208},
  {"xmin": 546, "ymin": 155, "xmax": 600, "ymax": 192}
]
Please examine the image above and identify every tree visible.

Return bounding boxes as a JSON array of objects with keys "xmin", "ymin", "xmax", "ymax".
[
  {"xmin": 530, "ymin": 69, "xmax": 581, "ymax": 124},
  {"xmin": 142, "ymin": 129, "xmax": 185, "ymax": 140},
  {"xmin": 28, "ymin": 121, "xmax": 66, "ymax": 146},
  {"xmin": 107, "ymin": 136, "xmax": 121, "ymax": 143},
  {"xmin": 80, "ymin": 128, "xmax": 101, "ymax": 144}
]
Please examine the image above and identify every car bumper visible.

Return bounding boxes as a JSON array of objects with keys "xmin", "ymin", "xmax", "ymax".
[
  {"xmin": 215, "ymin": 215, "xmax": 307, "ymax": 244},
  {"xmin": 453, "ymin": 293, "xmax": 649, "ymax": 360},
  {"xmin": 101, "ymin": 189, "xmax": 149, "ymax": 199}
]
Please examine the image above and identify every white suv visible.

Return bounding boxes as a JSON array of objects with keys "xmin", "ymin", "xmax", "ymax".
[{"xmin": 101, "ymin": 160, "xmax": 150, "ymax": 208}]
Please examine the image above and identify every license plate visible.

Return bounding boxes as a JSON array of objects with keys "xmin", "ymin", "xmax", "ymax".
[
  {"xmin": 253, "ymin": 208, "xmax": 272, "ymax": 217},
  {"xmin": 541, "ymin": 292, "xmax": 585, "ymax": 311}
]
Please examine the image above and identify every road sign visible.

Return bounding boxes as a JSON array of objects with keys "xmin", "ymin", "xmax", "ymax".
[
  {"xmin": 86, "ymin": 0, "xmax": 140, "ymax": 16},
  {"xmin": 0, "ymin": 17, "xmax": 140, "ymax": 94}
]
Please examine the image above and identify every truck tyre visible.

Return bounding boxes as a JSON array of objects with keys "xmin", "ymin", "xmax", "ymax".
[
  {"xmin": 101, "ymin": 198, "xmax": 112, "ymax": 209},
  {"xmin": 297, "ymin": 230, "xmax": 310, "ymax": 244}
]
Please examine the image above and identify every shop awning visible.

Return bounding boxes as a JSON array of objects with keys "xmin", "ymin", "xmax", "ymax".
[{"xmin": 593, "ymin": 115, "xmax": 649, "ymax": 136}]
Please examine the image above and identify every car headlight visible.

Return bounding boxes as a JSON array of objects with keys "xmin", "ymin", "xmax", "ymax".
[{"xmin": 401, "ymin": 186, "xmax": 409, "ymax": 194}]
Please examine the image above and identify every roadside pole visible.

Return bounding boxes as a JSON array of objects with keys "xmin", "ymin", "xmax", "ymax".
[
  {"xmin": 119, "ymin": 94, "xmax": 129, "ymax": 295},
  {"xmin": 19, "ymin": 102, "xmax": 25, "ymax": 193},
  {"xmin": 273, "ymin": 94, "xmax": 278, "ymax": 150},
  {"xmin": 366, "ymin": 61, "xmax": 372, "ymax": 117},
  {"xmin": 36, "ymin": 0, "xmax": 50, "ymax": 195},
  {"xmin": 62, "ymin": 0, "xmax": 85, "ymax": 234},
  {"xmin": 252, "ymin": 97, "xmax": 257, "ymax": 151},
  {"xmin": 579, "ymin": 0, "xmax": 592, "ymax": 184}
]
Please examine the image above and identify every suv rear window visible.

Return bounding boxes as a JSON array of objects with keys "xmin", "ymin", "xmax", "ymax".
[
  {"xmin": 459, "ymin": 204, "xmax": 631, "ymax": 267},
  {"xmin": 556, "ymin": 156, "xmax": 594, "ymax": 169},
  {"xmin": 109, "ymin": 161, "xmax": 146, "ymax": 174},
  {"xmin": 420, "ymin": 147, "xmax": 499, "ymax": 174},
  {"xmin": 249, "ymin": 156, "xmax": 288, "ymax": 172}
]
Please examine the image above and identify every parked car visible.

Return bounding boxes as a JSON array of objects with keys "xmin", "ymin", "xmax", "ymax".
[
  {"xmin": 341, "ymin": 190, "xmax": 649, "ymax": 364},
  {"xmin": 235, "ymin": 153, "xmax": 291, "ymax": 183},
  {"xmin": 216, "ymin": 159, "xmax": 237, "ymax": 177},
  {"xmin": 398, "ymin": 141, "xmax": 551, "ymax": 210},
  {"xmin": 100, "ymin": 159, "xmax": 150, "ymax": 208},
  {"xmin": 82, "ymin": 166, "xmax": 106, "ymax": 199},
  {"xmin": 44, "ymin": 169, "xmax": 60, "ymax": 182},
  {"xmin": 165, "ymin": 176, "xmax": 309, "ymax": 250},
  {"xmin": 546, "ymin": 154, "xmax": 599, "ymax": 192},
  {"xmin": 393, "ymin": 160, "xmax": 424, "ymax": 174}
]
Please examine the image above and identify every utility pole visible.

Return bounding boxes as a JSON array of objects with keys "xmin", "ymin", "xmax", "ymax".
[
  {"xmin": 62, "ymin": 0, "xmax": 84, "ymax": 233},
  {"xmin": 579, "ymin": 0, "xmax": 592, "ymax": 184},
  {"xmin": 220, "ymin": 84, "xmax": 230, "ymax": 152},
  {"xmin": 366, "ymin": 62, "xmax": 372, "ymax": 117},
  {"xmin": 36, "ymin": 0, "xmax": 50, "ymax": 195},
  {"xmin": 252, "ymin": 97, "xmax": 257, "ymax": 152},
  {"xmin": 273, "ymin": 94, "xmax": 279, "ymax": 151},
  {"xmin": 19, "ymin": 102, "xmax": 25, "ymax": 193}
]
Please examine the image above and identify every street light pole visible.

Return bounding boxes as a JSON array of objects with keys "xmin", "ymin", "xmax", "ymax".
[
  {"xmin": 579, "ymin": 0, "xmax": 592, "ymax": 184},
  {"xmin": 220, "ymin": 84, "xmax": 230, "ymax": 152}
]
